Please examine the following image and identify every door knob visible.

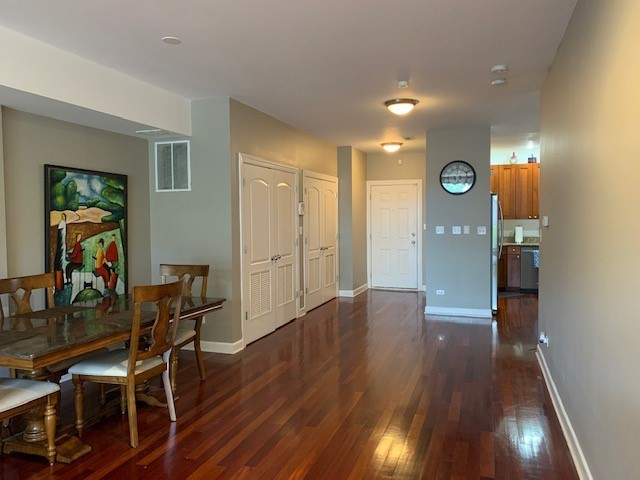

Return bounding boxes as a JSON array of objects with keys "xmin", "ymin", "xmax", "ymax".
[{"xmin": 411, "ymin": 240, "xmax": 416, "ymax": 245}]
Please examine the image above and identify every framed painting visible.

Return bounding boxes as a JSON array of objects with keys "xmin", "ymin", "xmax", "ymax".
[{"xmin": 44, "ymin": 165, "xmax": 128, "ymax": 306}]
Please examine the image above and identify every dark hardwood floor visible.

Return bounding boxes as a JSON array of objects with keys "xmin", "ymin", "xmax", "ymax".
[{"xmin": 1, "ymin": 291, "xmax": 578, "ymax": 479}]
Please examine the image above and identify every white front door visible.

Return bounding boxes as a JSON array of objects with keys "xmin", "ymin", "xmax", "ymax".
[
  {"xmin": 303, "ymin": 172, "xmax": 338, "ymax": 312},
  {"xmin": 241, "ymin": 158, "xmax": 298, "ymax": 345},
  {"xmin": 370, "ymin": 183, "xmax": 419, "ymax": 289}
]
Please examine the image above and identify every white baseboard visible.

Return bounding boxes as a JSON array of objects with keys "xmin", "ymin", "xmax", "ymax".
[
  {"xmin": 339, "ymin": 284, "xmax": 368, "ymax": 298},
  {"xmin": 182, "ymin": 339, "xmax": 244, "ymax": 355},
  {"xmin": 537, "ymin": 349, "xmax": 593, "ymax": 480},
  {"xmin": 424, "ymin": 306, "xmax": 492, "ymax": 318}
]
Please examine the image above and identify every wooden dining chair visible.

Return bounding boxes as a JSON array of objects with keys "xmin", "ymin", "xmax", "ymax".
[
  {"xmin": 0, "ymin": 273, "xmax": 107, "ymax": 410},
  {"xmin": 0, "ymin": 378, "xmax": 60, "ymax": 465},
  {"xmin": 159, "ymin": 264, "xmax": 209, "ymax": 395},
  {"xmin": 69, "ymin": 280, "xmax": 183, "ymax": 448}
]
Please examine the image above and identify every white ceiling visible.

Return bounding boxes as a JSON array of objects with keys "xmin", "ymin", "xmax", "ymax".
[{"xmin": 0, "ymin": 0, "xmax": 577, "ymax": 153}]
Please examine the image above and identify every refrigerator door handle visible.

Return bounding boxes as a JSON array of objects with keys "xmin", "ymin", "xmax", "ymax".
[{"xmin": 498, "ymin": 200, "xmax": 504, "ymax": 259}]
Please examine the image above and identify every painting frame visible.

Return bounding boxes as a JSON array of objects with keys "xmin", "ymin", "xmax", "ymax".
[{"xmin": 44, "ymin": 164, "xmax": 128, "ymax": 306}]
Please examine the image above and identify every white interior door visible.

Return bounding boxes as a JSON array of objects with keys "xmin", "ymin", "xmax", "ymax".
[
  {"xmin": 242, "ymin": 163, "xmax": 275, "ymax": 344},
  {"xmin": 321, "ymin": 181, "xmax": 338, "ymax": 302},
  {"xmin": 242, "ymin": 159, "xmax": 298, "ymax": 345},
  {"xmin": 370, "ymin": 183, "xmax": 418, "ymax": 289},
  {"xmin": 273, "ymin": 170, "xmax": 297, "ymax": 328},
  {"xmin": 303, "ymin": 172, "xmax": 338, "ymax": 312}
]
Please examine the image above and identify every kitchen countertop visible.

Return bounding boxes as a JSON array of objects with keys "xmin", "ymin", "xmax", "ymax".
[{"xmin": 502, "ymin": 237, "xmax": 540, "ymax": 247}]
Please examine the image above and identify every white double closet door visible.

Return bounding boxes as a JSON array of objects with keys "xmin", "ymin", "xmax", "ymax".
[
  {"xmin": 241, "ymin": 157, "xmax": 298, "ymax": 345},
  {"xmin": 303, "ymin": 172, "xmax": 338, "ymax": 312}
]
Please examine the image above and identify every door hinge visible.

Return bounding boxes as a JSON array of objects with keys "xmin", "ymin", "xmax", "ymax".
[
  {"xmin": 304, "ymin": 187, "xmax": 307, "ymax": 194},
  {"xmin": 245, "ymin": 311, "xmax": 248, "ymax": 320},
  {"xmin": 243, "ymin": 244, "xmax": 248, "ymax": 254},
  {"xmin": 305, "ymin": 287, "xmax": 308, "ymax": 294},
  {"xmin": 242, "ymin": 178, "xmax": 245, "ymax": 187},
  {"xmin": 305, "ymin": 237, "xmax": 308, "ymax": 245},
  {"xmin": 295, "ymin": 238, "xmax": 299, "ymax": 247},
  {"xmin": 295, "ymin": 185, "xmax": 298, "ymax": 193}
]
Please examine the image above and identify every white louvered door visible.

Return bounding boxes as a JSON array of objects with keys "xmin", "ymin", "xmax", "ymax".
[
  {"xmin": 303, "ymin": 172, "xmax": 338, "ymax": 312},
  {"xmin": 242, "ymin": 160, "xmax": 298, "ymax": 345}
]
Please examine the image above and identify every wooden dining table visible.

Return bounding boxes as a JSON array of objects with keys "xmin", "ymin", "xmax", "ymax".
[{"xmin": 0, "ymin": 293, "xmax": 225, "ymax": 463}]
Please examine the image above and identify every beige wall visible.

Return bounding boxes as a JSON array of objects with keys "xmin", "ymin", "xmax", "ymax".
[
  {"xmin": 338, "ymin": 147, "xmax": 367, "ymax": 291},
  {"xmin": 425, "ymin": 127, "xmax": 491, "ymax": 312},
  {"xmin": 539, "ymin": 1, "xmax": 640, "ymax": 477},
  {"xmin": 230, "ymin": 99, "xmax": 337, "ymax": 339},
  {"xmin": 367, "ymin": 150, "xmax": 427, "ymax": 285},
  {"xmin": 1, "ymin": 108, "xmax": 151, "ymax": 302}
]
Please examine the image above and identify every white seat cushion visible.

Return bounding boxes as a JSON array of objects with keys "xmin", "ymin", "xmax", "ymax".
[
  {"xmin": 68, "ymin": 349, "xmax": 164, "ymax": 377},
  {"xmin": 174, "ymin": 326, "xmax": 196, "ymax": 345},
  {"xmin": 0, "ymin": 378, "xmax": 60, "ymax": 412},
  {"xmin": 47, "ymin": 348, "xmax": 110, "ymax": 373}
]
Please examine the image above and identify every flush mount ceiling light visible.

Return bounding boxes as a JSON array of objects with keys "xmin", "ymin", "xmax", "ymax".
[
  {"xmin": 381, "ymin": 142, "xmax": 403, "ymax": 153},
  {"xmin": 162, "ymin": 36, "xmax": 182, "ymax": 45},
  {"xmin": 491, "ymin": 64, "xmax": 508, "ymax": 74},
  {"xmin": 491, "ymin": 78, "xmax": 507, "ymax": 86},
  {"xmin": 384, "ymin": 98, "xmax": 419, "ymax": 115}
]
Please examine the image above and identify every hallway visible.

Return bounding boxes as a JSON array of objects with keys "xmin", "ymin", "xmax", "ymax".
[{"xmin": 1, "ymin": 291, "xmax": 577, "ymax": 479}]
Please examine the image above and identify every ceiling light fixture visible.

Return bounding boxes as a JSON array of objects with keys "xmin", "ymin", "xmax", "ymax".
[
  {"xmin": 162, "ymin": 36, "xmax": 182, "ymax": 45},
  {"xmin": 491, "ymin": 78, "xmax": 507, "ymax": 86},
  {"xmin": 381, "ymin": 142, "xmax": 403, "ymax": 153},
  {"xmin": 491, "ymin": 64, "xmax": 509, "ymax": 74},
  {"xmin": 384, "ymin": 98, "xmax": 419, "ymax": 115},
  {"xmin": 527, "ymin": 140, "xmax": 535, "ymax": 149}
]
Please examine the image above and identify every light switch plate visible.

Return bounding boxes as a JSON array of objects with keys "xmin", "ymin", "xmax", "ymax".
[
  {"xmin": 463, "ymin": 225, "xmax": 470, "ymax": 234},
  {"xmin": 477, "ymin": 226, "xmax": 487, "ymax": 235},
  {"xmin": 452, "ymin": 226, "xmax": 461, "ymax": 235},
  {"xmin": 436, "ymin": 226, "xmax": 444, "ymax": 234}
]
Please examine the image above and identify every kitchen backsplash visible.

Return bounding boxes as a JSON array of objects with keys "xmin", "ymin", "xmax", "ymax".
[{"xmin": 503, "ymin": 219, "xmax": 540, "ymax": 239}]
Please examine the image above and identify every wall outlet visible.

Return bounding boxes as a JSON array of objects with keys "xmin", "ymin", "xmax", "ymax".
[
  {"xmin": 463, "ymin": 225, "xmax": 470, "ymax": 234},
  {"xmin": 539, "ymin": 332, "xmax": 549, "ymax": 346},
  {"xmin": 436, "ymin": 289, "xmax": 445, "ymax": 295},
  {"xmin": 452, "ymin": 226, "xmax": 461, "ymax": 235},
  {"xmin": 477, "ymin": 226, "xmax": 487, "ymax": 235},
  {"xmin": 436, "ymin": 226, "xmax": 444, "ymax": 234}
]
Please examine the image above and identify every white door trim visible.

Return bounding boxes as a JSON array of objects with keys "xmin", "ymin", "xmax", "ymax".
[
  {"xmin": 366, "ymin": 179, "xmax": 422, "ymax": 290},
  {"xmin": 238, "ymin": 152, "xmax": 300, "ymax": 345}
]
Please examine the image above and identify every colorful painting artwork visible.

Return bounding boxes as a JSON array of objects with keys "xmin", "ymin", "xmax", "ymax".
[{"xmin": 44, "ymin": 165, "xmax": 127, "ymax": 306}]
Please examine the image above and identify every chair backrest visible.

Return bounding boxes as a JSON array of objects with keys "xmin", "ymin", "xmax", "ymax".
[
  {"xmin": 159, "ymin": 264, "xmax": 209, "ymax": 299},
  {"xmin": 0, "ymin": 273, "xmax": 55, "ymax": 320},
  {"xmin": 128, "ymin": 280, "xmax": 184, "ymax": 373}
]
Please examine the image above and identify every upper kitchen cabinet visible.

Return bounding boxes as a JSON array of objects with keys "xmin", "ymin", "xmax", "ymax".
[
  {"xmin": 515, "ymin": 163, "xmax": 540, "ymax": 219},
  {"xmin": 491, "ymin": 163, "xmax": 539, "ymax": 220}
]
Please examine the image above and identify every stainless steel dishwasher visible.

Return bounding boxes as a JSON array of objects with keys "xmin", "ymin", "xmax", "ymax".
[{"xmin": 520, "ymin": 247, "xmax": 539, "ymax": 292}]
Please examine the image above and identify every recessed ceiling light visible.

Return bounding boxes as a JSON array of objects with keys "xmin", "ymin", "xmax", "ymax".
[
  {"xmin": 381, "ymin": 142, "xmax": 403, "ymax": 153},
  {"xmin": 491, "ymin": 64, "xmax": 508, "ymax": 74},
  {"xmin": 402, "ymin": 136, "xmax": 413, "ymax": 141},
  {"xmin": 491, "ymin": 78, "xmax": 507, "ymax": 86},
  {"xmin": 162, "ymin": 36, "xmax": 182, "ymax": 45},
  {"xmin": 384, "ymin": 98, "xmax": 419, "ymax": 115}
]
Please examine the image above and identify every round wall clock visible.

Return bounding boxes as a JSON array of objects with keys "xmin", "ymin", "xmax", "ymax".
[{"xmin": 439, "ymin": 160, "xmax": 476, "ymax": 195}]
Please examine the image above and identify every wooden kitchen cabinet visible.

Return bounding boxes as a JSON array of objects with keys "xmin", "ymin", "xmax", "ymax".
[
  {"xmin": 498, "ymin": 255, "xmax": 507, "ymax": 290},
  {"xmin": 506, "ymin": 246, "xmax": 521, "ymax": 290},
  {"xmin": 515, "ymin": 164, "xmax": 540, "ymax": 220},
  {"xmin": 490, "ymin": 164, "xmax": 539, "ymax": 220}
]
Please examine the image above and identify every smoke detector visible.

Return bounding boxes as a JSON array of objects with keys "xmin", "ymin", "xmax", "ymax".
[
  {"xmin": 491, "ymin": 64, "xmax": 508, "ymax": 74},
  {"xmin": 491, "ymin": 78, "xmax": 507, "ymax": 86},
  {"xmin": 397, "ymin": 80, "xmax": 409, "ymax": 89}
]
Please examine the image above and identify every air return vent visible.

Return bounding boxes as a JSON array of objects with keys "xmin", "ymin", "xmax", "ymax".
[{"xmin": 155, "ymin": 140, "xmax": 191, "ymax": 192}]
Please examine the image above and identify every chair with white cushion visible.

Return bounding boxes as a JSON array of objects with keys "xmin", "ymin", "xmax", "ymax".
[
  {"xmin": 0, "ymin": 378, "xmax": 59, "ymax": 465},
  {"xmin": 159, "ymin": 264, "xmax": 209, "ymax": 395},
  {"xmin": 69, "ymin": 280, "xmax": 183, "ymax": 448}
]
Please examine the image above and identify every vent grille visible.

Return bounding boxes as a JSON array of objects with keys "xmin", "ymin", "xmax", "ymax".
[{"xmin": 155, "ymin": 140, "xmax": 191, "ymax": 192}]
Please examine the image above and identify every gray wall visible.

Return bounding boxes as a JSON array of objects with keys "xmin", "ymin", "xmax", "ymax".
[
  {"xmin": 425, "ymin": 127, "xmax": 491, "ymax": 311},
  {"xmin": 539, "ymin": 0, "xmax": 640, "ymax": 477},
  {"xmin": 338, "ymin": 146, "xmax": 367, "ymax": 291},
  {"xmin": 149, "ymin": 97, "xmax": 234, "ymax": 342},
  {"xmin": 230, "ymin": 99, "xmax": 337, "ymax": 339},
  {"xmin": 367, "ymin": 150, "xmax": 427, "ymax": 286},
  {"xmin": 2, "ymin": 108, "xmax": 151, "ymax": 299}
]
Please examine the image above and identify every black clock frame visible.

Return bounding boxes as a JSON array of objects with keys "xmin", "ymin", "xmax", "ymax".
[{"xmin": 439, "ymin": 160, "xmax": 476, "ymax": 195}]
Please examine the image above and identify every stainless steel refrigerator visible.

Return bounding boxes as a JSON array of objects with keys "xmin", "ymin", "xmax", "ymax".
[{"xmin": 491, "ymin": 193, "xmax": 504, "ymax": 313}]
